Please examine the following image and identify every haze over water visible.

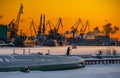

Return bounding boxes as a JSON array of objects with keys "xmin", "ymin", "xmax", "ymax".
[{"xmin": 0, "ymin": 46, "xmax": 120, "ymax": 55}]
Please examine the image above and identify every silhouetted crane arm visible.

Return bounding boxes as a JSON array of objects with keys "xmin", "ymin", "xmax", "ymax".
[
  {"xmin": 71, "ymin": 18, "xmax": 84, "ymax": 34},
  {"xmin": 15, "ymin": 3, "xmax": 23, "ymax": 32},
  {"xmin": 30, "ymin": 20, "xmax": 37, "ymax": 35},
  {"xmin": 42, "ymin": 14, "xmax": 46, "ymax": 35},
  {"xmin": 83, "ymin": 20, "xmax": 89, "ymax": 33},
  {"xmin": 38, "ymin": 14, "xmax": 42, "ymax": 35},
  {"xmin": 46, "ymin": 20, "xmax": 54, "ymax": 30},
  {"xmin": 71, "ymin": 18, "xmax": 84, "ymax": 29},
  {"xmin": 54, "ymin": 17, "xmax": 63, "ymax": 33}
]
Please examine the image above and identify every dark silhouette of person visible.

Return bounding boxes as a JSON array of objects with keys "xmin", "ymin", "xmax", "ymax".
[{"xmin": 66, "ymin": 47, "xmax": 71, "ymax": 56}]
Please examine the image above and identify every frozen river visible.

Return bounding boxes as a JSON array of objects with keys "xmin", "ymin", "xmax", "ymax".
[
  {"xmin": 0, "ymin": 64, "xmax": 120, "ymax": 78},
  {"xmin": 0, "ymin": 46, "xmax": 120, "ymax": 78}
]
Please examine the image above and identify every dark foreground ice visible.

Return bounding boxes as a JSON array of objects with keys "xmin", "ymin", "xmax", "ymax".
[{"xmin": 0, "ymin": 64, "xmax": 120, "ymax": 78}]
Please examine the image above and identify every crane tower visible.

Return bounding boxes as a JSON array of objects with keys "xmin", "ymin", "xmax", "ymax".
[{"xmin": 8, "ymin": 4, "xmax": 23, "ymax": 39}]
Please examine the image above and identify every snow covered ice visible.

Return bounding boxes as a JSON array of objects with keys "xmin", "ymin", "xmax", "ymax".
[
  {"xmin": 0, "ymin": 64, "xmax": 120, "ymax": 78},
  {"xmin": 0, "ymin": 46, "xmax": 120, "ymax": 78}
]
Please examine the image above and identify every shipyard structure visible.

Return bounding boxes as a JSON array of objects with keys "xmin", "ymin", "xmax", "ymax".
[{"xmin": 0, "ymin": 4, "xmax": 120, "ymax": 47}]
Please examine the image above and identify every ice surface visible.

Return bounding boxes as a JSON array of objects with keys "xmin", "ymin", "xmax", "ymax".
[
  {"xmin": 0, "ymin": 64, "xmax": 120, "ymax": 78},
  {"xmin": 0, "ymin": 46, "xmax": 120, "ymax": 78}
]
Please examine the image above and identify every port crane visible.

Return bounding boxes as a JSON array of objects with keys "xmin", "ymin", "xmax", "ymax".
[
  {"xmin": 42, "ymin": 14, "xmax": 46, "ymax": 36},
  {"xmin": 79, "ymin": 19, "xmax": 90, "ymax": 39},
  {"xmin": 54, "ymin": 17, "xmax": 63, "ymax": 34},
  {"xmin": 45, "ymin": 17, "xmax": 65, "ymax": 45},
  {"xmin": 45, "ymin": 20, "xmax": 55, "ymax": 34},
  {"xmin": 37, "ymin": 14, "xmax": 46, "ymax": 36},
  {"xmin": 8, "ymin": 4, "xmax": 23, "ymax": 39},
  {"xmin": 30, "ymin": 20, "xmax": 37, "ymax": 36},
  {"xmin": 37, "ymin": 14, "xmax": 42, "ymax": 36},
  {"xmin": 71, "ymin": 18, "xmax": 84, "ymax": 39}
]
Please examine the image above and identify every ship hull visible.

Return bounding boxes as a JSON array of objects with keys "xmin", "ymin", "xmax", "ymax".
[
  {"xmin": 0, "ymin": 62, "xmax": 84, "ymax": 72},
  {"xmin": 0, "ymin": 54, "xmax": 85, "ymax": 72}
]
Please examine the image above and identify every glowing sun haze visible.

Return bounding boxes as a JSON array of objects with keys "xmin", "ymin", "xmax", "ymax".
[{"xmin": 0, "ymin": 0, "xmax": 120, "ymax": 39}]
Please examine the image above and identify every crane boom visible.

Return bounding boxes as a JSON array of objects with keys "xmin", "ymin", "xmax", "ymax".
[
  {"xmin": 83, "ymin": 20, "xmax": 89, "ymax": 33},
  {"xmin": 71, "ymin": 18, "xmax": 84, "ymax": 35},
  {"xmin": 38, "ymin": 14, "xmax": 46, "ymax": 36},
  {"xmin": 46, "ymin": 20, "xmax": 54, "ymax": 30},
  {"xmin": 71, "ymin": 18, "xmax": 84, "ymax": 30},
  {"xmin": 42, "ymin": 14, "xmax": 46, "ymax": 35},
  {"xmin": 30, "ymin": 20, "xmax": 37, "ymax": 35},
  {"xmin": 7, "ymin": 4, "xmax": 23, "ymax": 39},
  {"xmin": 54, "ymin": 17, "xmax": 63, "ymax": 33},
  {"xmin": 15, "ymin": 3, "xmax": 23, "ymax": 32},
  {"xmin": 38, "ymin": 14, "xmax": 42, "ymax": 35}
]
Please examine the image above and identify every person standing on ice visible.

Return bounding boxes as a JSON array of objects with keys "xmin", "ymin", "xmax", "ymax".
[{"xmin": 66, "ymin": 47, "xmax": 71, "ymax": 56}]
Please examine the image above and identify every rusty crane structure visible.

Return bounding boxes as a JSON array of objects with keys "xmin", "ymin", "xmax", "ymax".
[
  {"xmin": 71, "ymin": 18, "xmax": 90, "ymax": 39},
  {"xmin": 30, "ymin": 20, "xmax": 37, "ymax": 36},
  {"xmin": 8, "ymin": 4, "xmax": 23, "ymax": 39},
  {"xmin": 37, "ymin": 14, "xmax": 46, "ymax": 37},
  {"xmin": 71, "ymin": 18, "xmax": 84, "ymax": 39}
]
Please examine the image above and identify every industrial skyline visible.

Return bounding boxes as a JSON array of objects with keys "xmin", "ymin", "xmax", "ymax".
[{"xmin": 0, "ymin": 0, "xmax": 120, "ymax": 39}]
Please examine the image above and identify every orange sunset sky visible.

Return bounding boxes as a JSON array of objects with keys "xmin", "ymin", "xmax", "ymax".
[{"xmin": 0, "ymin": 0, "xmax": 120, "ymax": 39}]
